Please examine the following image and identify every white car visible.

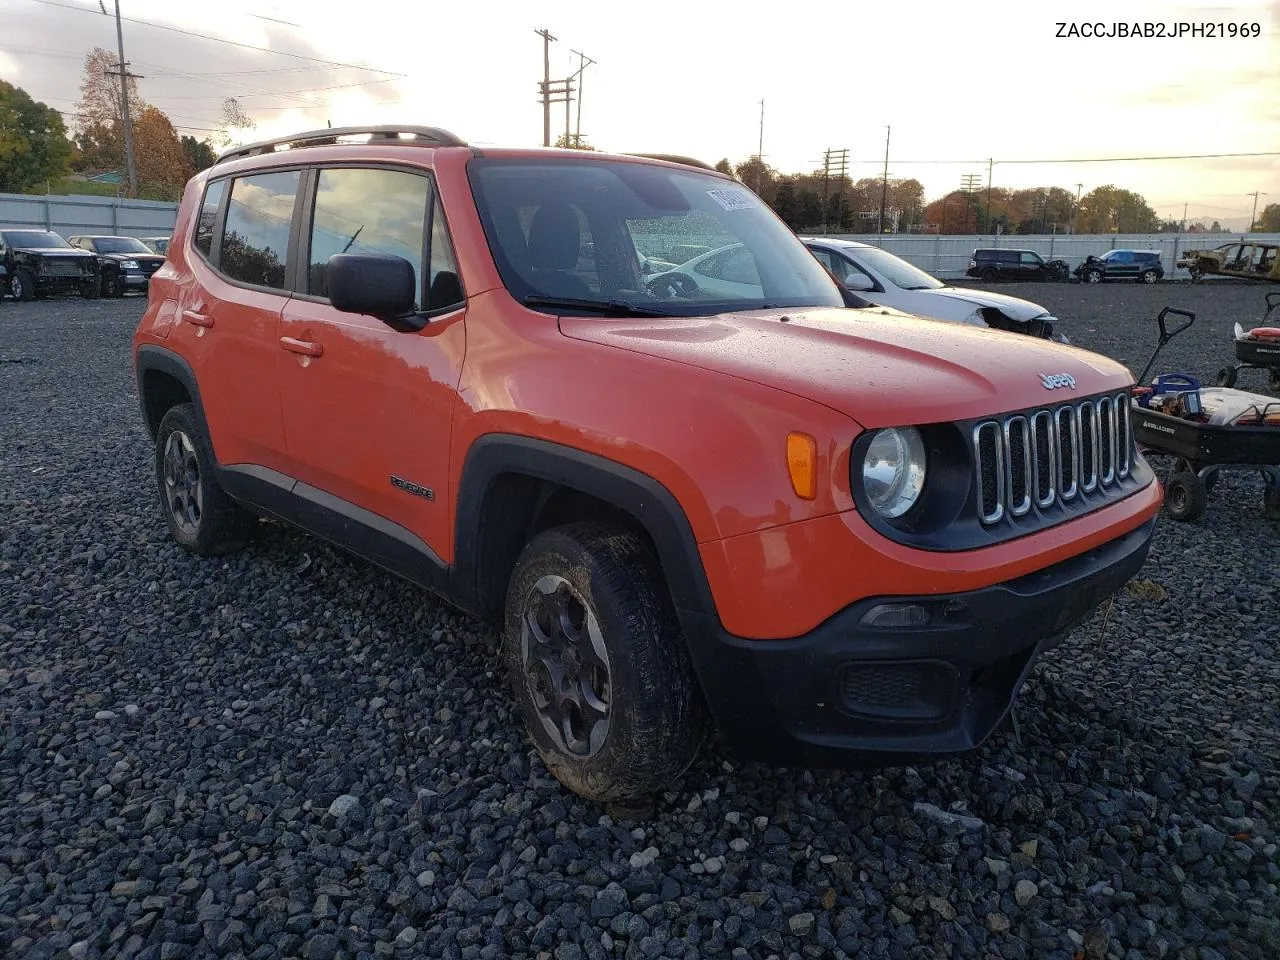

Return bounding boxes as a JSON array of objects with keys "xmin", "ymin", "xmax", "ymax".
[
  {"xmin": 646, "ymin": 242, "xmax": 764, "ymax": 300},
  {"xmin": 802, "ymin": 237, "xmax": 1067, "ymax": 342}
]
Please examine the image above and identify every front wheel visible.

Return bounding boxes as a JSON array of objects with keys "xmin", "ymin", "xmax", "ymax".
[
  {"xmin": 1216, "ymin": 366, "xmax": 1238, "ymax": 388},
  {"xmin": 100, "ymin": 272, "xmax": 122, "ymax": 298},
  {"xmin": 11, "ymin": 268, "xmax": 35, "ymax": 301},
  {"xmin": 154, "ymin": 404, "xmax": 253, "ymax": 555},
  {"xmin": 503, "ymin": 522, "xmax": 707, "ymax": 803}
]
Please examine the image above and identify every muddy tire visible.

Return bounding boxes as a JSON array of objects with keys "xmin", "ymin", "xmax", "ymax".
[
  {"xmin": 1165, "ymin": 470, "xmax": 1208, "ymax": 522},
  {"xmin": 154, "ymin": 403, "xmax": 253, "ymax": 556},
  {"xmin": 503, "ymin": 522, "xmax": 707, "ymax": 803},
  {"xmin": 1216, "ymin": 366, "xmax": 1238, "ymax": 388}
]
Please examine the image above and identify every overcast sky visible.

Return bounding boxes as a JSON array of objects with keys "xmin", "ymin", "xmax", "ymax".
[{"xmin": 2, "ymin": 0, "xmax": 1277, "ymax": 229}]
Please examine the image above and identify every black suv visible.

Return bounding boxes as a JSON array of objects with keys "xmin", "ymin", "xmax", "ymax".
[
  {"xmin": 69, "ymin": 235, "xmax": 167, "ymax": 296},
  {"xmin": 1074, "ymin": 250, "xmax": 1164, "ymax": 284},
  {"xmin": 0, "ymin": 229, "xmax": 101, "ymax": 300},
  {"xmin": 967, "ymin": 247, "xmax": 1069, "ymax": 282}
]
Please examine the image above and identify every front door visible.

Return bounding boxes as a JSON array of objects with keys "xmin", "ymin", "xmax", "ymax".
[
  {"xmin": 276, "ymin": 165, "xmax": 467, "ymax": 562},
  {"xmin": 1018, "ymin": 251, "xmax": 1044, "ymax": 280}
]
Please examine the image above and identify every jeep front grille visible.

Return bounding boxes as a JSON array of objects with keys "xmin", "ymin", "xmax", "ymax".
[{"xmin": 974, "ymin": 392, "xmax": 1132, "ymax": 525}]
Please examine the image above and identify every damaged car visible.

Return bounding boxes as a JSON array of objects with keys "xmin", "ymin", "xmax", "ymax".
[
  {"xmin": 0, "ymin": 228, "xmax": 101, "ymax": 301},
  {"xmin": 803, "ymin": 237, "xmax": 1068, "ymax": 342}
]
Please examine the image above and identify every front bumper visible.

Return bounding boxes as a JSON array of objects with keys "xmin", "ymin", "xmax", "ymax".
[
  {"xmin": 681, "ymin": 517, "xmax": 1155, "ymax": 766},
  {"xmin": 123, "ymin": 271, "xmax": 149, "ymax": 289}
]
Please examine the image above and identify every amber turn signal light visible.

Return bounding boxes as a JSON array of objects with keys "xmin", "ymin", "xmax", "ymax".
[{"xmin": 786, "ymin": 432, "xmax": 817, "ymax": 500}]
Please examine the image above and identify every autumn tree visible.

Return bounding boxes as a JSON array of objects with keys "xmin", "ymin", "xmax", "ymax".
[
  {"xmin": 923, "ymin": 190, "xmax": 980, "ymax": 234},
  {"xmin": 72, "ymin": 46, "xmax": 144, "ymax": 173},
  {"xmin": 734, "ymin": 157, "xmax": 779, "ymax": 204},
  {"xmin": 0, "ymin": 81, "xmax": 73, "ymax": 192},
  {"xmin": 1075, "ymin": 185, "xmax": 1160, "ymax": 233},
  {"xmin": 1255, "ymin": 203, "xmax": 1280, "ymax": 232},
  {"xmin": 713, "ymin": 158, "xmax": 734, "ymax": 176},
  {"xmin": 554, "ymin": 133, "xmax": 595, "ymax": 150},
  {"xmin": 133, "ymin": 106, "xmax": 189, "ymax": 200},
  {"xmin": 216, "ymin": 98, "xmax": 256, "ymax": 148}
]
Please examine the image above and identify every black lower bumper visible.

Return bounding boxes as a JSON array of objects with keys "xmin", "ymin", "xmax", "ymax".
[{"xmin": 681, "ymin": 518, "xmax": 1156, "ymax": 767}]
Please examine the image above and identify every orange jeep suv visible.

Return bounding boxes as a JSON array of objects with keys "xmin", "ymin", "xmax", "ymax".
[{"xmin": 132, "ymin": 126, "xmax": 1162, "ymax": 803}]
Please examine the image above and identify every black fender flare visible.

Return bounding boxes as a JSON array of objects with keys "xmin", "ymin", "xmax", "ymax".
[
  {"xmin": 451, "ymin": 434, "xmax": 720, "ymax": 625},
  {"xmin": 134, "ymin": 344, "xmax": 208, "ymax": 442}
]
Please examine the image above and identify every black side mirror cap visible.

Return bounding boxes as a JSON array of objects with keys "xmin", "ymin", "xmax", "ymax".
[{"xmin": 327, "ymin": 253, "xmax": 418, "ymax": 322}]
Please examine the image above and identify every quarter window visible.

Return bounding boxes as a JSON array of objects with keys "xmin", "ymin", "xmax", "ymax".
[
  {"xmin": 220, "ymin": 171, "xmax": 300, "ymax": 289},
  {"xmin": 427, "ymin": 196, "xmax": 464, "ymax": 310},
  {"xmin": 195, "ymin": 179, "xmax": 226, "ymax": 258},
  {"xmin": 307, "ymin": 167, "xmax": 429, "ymax": 304}
]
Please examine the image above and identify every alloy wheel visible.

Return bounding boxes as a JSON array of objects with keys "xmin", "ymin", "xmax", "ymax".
[
  {"xmin": 162, "ymin": 430, "xmax": 203, "ymax": 535},
  {"xmin": 520, "ymin": 574, "xmax": 612, "ymax": 757}
]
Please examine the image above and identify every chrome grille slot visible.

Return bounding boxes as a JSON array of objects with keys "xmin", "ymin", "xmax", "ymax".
[
  {"xmin": 971, "ymin": 391, "xmax": 1135, "ymax": 527},
  {"xmin": 1079, "ymin": 401, "xmax": 1098, "ymax": 493},
  {"xmin": 1030, "ymin": 410, "xmax": 1055, "ymax": 508},
  {"xmin": 1098, "ymin": 396, "xmax": 1115, "ymax": 484},
  {"xmin": 974, "ymin": 422, "xmax": 1004, "ymax": 524},
  {"xmin": 1004, "ymin": 416, "xmax": 1032, "ymax": 518},
  {"xmin": 1055, "ymin": 405, "xmax": 1078, "ymax": 501}
]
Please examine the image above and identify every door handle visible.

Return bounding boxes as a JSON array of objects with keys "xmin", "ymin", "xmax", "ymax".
[
  {"xmin": 182, "ymin": 309, "xmax": 213, "ymax": 328},
  {"xmin": 280, "ymin": 336, "xmax": 324, "ymax": 358}
]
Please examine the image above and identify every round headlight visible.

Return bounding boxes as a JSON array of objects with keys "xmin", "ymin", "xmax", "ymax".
[{"xmin": 862, "ymin": 427, "xmax": 927, "ymax": 519}]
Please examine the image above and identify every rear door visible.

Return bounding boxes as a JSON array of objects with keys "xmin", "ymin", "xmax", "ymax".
[
  {"xmin": 177, "ymin": 170, "xmax": 299, "ymax": 475},
  {"xmin": 276, "ymin": 163, "xmax": 467, "ymax": 561}
]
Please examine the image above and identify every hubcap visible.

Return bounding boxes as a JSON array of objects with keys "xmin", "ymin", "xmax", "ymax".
[
  {"xmin": 13, "ymin": 277, "xmax": 23, "ymax": 297},
  {"xmin": 162, "ymin": 430, "xmax": 203, "ymax": 535},
  {"xmin": 520, "ymin": 574, "xmax": 612, "ymax": 757}
]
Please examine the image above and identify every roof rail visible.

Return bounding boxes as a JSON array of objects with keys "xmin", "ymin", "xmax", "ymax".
[
  {"xmin": 214, "ymin": 125, "xmax": 468, "ymax": 166},
  {"xmin": 624, "ymin": 153, "xmax": 717, "ymax": 171}
]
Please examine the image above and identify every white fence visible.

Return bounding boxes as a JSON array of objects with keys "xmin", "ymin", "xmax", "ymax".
[
  {"xmin": 0, "ymin": 192, "xmax": 179, "ymax": 239},
  {"xmin": 804, "ymin": 232, "xmax": 1280, "ymax": 280}
]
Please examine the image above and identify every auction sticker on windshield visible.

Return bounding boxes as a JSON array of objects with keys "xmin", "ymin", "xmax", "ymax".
[{"xmin": 707, "ymin": 188, "xmax": 755, "ymax": 211}]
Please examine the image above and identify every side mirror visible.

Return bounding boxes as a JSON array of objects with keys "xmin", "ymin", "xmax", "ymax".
[
  {"xmin": 844, "ymin": 273, "xmax": 875, "ymax": 293},
  {"xmin": 327, "ymin": 253, "xmax": 417, "ymax": 322}
]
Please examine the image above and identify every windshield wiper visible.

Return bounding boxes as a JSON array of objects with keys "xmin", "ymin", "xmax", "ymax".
[{"xmin": 522, "ymin": 295, "xmax": 677, "ymax": 317}]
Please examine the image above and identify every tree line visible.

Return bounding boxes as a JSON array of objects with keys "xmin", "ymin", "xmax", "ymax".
[
  {"xmin": 0, "ymin": 48, "xmax": 248, "ymax": 201},
  {"xmin": 712, "ymin": 156, "xmax": 1280, "ymax": 235}
]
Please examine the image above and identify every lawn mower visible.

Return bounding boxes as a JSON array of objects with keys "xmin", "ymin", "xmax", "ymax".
[
  {"xmin": 1130, "ymin": 307, "xmax": 1280, "ymax": 522},
  {"xmin": 1216, "ymin": 292, "xmax": 1280, "ymax": 393}
]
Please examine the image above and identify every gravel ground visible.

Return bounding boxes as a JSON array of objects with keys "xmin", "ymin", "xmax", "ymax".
[{"xmin": 2, "ymin": 285, "xmax": 1278, "ymax": 960}]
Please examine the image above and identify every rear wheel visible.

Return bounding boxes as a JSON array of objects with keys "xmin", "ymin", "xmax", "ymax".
[
  {"xmin": 154, "ymin": 403, "xmax": 253, "ymax": 555},
  {"xmin": 11, "ymin": 268, "xmax": 35, "ymax": 301},
  {"xmin": 1139, "ymin": 269, "xmax": 1159, "ymax": 284},
  {"xmin": 503, "ymin": 522, "xmax": 707, "ymax": 803},
  {"xmin": 1165, "ymin": 471, "xmax": 1208, "ymax": 522},
  {"xmin": 980, "ymin": 267, "xmax": 998, "ymax": 282},
  {"xmin": 1084, "ymin": 268, "xmax": 1103, "ymax": 284}
]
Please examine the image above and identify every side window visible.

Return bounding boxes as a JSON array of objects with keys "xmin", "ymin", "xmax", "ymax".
[
  {"xmin": 307, "ymin": 167, "xmax": 429, "ymax": 303},
  {"xmin": 194, "ymin": 179, "xmax": 226, "ymax": 258},
  {"xmin": 694, "ymin": 246, "xmax": 760, "ymax": 285},
  {"xmin": 220, "ymin": 171, "xmax": 300, "ymax": 289},
  {"xmin": 809, "ymin": 248, "xmax": 836, "ymax": 272},
  {"xmin": 427, "ymin": 195, "xmax": 464, "ymax": 311},
  {"xmin": 1019, "ymin": 251, "xmax": 1041, "ymax": 265}
]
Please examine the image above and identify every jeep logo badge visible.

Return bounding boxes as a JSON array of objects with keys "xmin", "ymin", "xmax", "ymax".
[{"xmin": 1039, "ymin": 373, "xmax": 1077, "ymax": 390}]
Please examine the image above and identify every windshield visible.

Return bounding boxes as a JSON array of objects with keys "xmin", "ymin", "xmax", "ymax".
[
  {"xmin": 847, "ymin": 245, "xmax": 945, "ymax": 290},
  {"xmin": 2, "ymin": 230, "xmax": 72, "ymax": 249},
  {"xmin": 94, "ymin": 237, "xmax": 152, "ymax": 254},
  {"xmin": 468, "ymin": 157, "xmax": 844, "ymax": 314}
]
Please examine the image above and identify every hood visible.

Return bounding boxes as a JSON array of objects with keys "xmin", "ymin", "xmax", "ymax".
[
  {"xmin": 923, "ymin": 287, "xmax": 1053, "ymax": 321},
  {"xmin": 99, "ymin": 251, "xmax": 165, "ymax": 264},
  {"xmin": 14, "ymin": 247, "xmax": 95, "ymax": 258},
  {"xmin": 559, "ymin": 307, "xmax": 1131, "ymax": 428}
]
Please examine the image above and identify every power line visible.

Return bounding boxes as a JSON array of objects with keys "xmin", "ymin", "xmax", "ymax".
[{"xmin": 23, "ymin": 0, "xmax": 404, "ymax": 76}]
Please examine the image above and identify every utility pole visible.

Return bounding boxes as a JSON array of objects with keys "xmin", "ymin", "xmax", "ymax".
[
  {"xmin": 543, "ymin": 78, "xmax": 574, "ymax": 146},
  {"xmin": 960, "ymin": 173, "xmax": 981, "ymax": 232},
  {"xmin": 830, "ymin": 148, "xmax": 848, "ymax": 232},
  {"xmin": 535, "ymin": 28, "xmax": 555, "ymax": 147},
  {"xmin": 1247, "ymin": 191, "xmax": 1266, "ymax": 232},
  {"xmin": 877, "ymin": 126, "xmax": 890, "ymax": 236},
  {"xmin": 570, "ymin": 50, "xmax": 595, "ymax": 147},
  {"xmin": 756, "ymin": 99, "xmax": 765, "ymax": 193},
  {"xmin": 103, "ymin": 0, "xmax": 139, "ymax": 198},
  {"xmin": 984, "ymin": 157, "xmax": 993, "ymax": 235},
  {"xmin": 1072, "ymin": 182, "xmax": 1083, "ymax": 234}
]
